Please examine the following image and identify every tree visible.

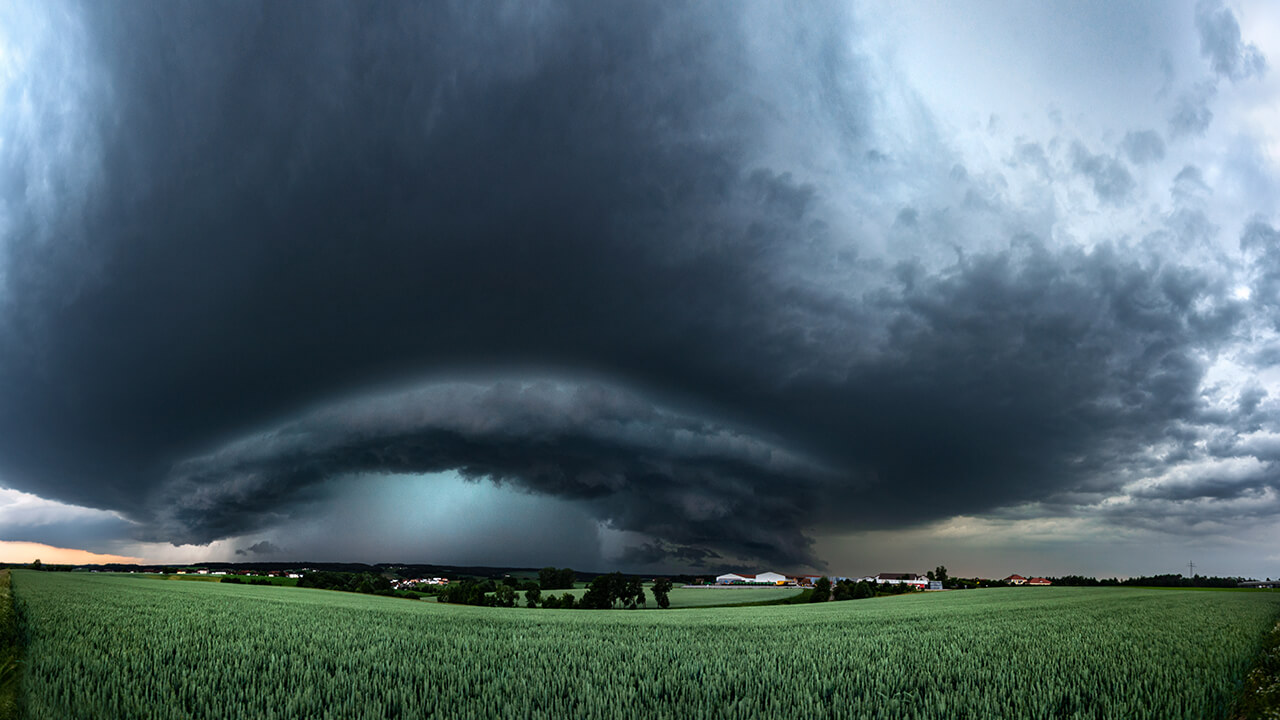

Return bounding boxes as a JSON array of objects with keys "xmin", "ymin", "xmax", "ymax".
[
  {"xmin": 623, "ymin": 577, "xmax": 643, "ymax": 609},
  {"xmin": 652, "ymin": 577, "xmax": 673, "ymax": 609},
  {"xmin": 810, "ymin": 577, "xmax": 831, "ymax": 602},
  {"xmin": 581, "ymin": 574, "xmax": 614, "ymax": 609},
  {"xmin": 538, "ymin": 567, "xmax": 577, "ymax": 591},
  {"xmin": 934, "ymin": 566, "xmax": 949, "ymax": 585},
  {"xmin": 525, "ymin": 587, "xmax": 541, "ymax": 608},
  {"xmin": 494, "ymin": 584, "xmax": 516, "ymax": 608},
  {"xmin": 31, "ymin": 559, "xmax": 42, "ymax": 571},
  {"xmin": 832, "ymin": 580, "xmax": 852, "ymax": 601},
  {"xmin": 852, "ymin": 581, "xmax": 873, "ymax": 599}
]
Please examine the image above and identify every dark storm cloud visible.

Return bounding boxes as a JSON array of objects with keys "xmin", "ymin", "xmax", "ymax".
[
  {"xmin": 1195, "ymin": 0, "xmax": 1267, "ymax": 82},
  {"xmin": 1121, "ymin": 130, "xmax": 1166, "ymax": 165},
  {"xmin": 235, "ymin": 540, "xmax": 281, "ymax": 556},
  {"xmin": 1070, "ymin": 142, "xmax": 1135, "ymax": 204},
  {"xmin": 152, "ymin": 380, "xmax": 828, "ymax": 568},
  {"xmin": 0, "ymin": 2, "xmax": 1265, "ymax": 567},
  {"xmin": 616, "ymin": 541, "xmax": 722, "ymax": 569}
]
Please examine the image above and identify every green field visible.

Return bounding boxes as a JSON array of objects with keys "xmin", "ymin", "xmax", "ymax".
[
  {"xmin": 11, "ymin": 571, "xmax": 1280, "ymax": 719},
  {"xmin": 135, "ymin": 573, "xmax": 300, "ymax": 587}
]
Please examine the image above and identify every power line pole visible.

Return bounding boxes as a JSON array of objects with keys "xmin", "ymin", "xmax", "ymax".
[{"xmin": 1188, "ymin": 561, "xmax": 1196, "ymax": 577}]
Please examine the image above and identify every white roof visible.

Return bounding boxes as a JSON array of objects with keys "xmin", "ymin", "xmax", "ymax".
[{"xmin": 754, "ymin": 571, "xmax": 786, "ymax": 582}]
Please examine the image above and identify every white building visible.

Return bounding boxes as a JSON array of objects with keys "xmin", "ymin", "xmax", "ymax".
[
  {"xmin": 717, "ymin": 571, "xmax": 790, "ymax": 585},
  {"xmin": 860, "ymin": 573, "xmax": 928, "ymax": 588}
]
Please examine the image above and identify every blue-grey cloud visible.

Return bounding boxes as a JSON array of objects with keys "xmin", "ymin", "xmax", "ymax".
[
  {"xmin": 1071, "ymin": 142, "xmax": 1135, "ymax": 204},
  {"xmin": 1169, "ymin": 83, "xmax": 1216, "ymax": 138},
  {"xmin": 1121, "ymin": 130, "xmax": 1166, "ymax": 165},
  {"xmin": 1195, "ymin": 0, "xmax": 1267, "ymax": 82}
]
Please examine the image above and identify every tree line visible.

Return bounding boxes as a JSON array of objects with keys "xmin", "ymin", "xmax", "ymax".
[
  {"xmin": 437, "ymin": 571, "xmax": 675, "ymax": 609},
  {"xmin": 295, "ymin": 571, "xmax": 419, "ymax": 599}
]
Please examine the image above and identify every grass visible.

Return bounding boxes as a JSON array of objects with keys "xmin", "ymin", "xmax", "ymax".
[
  {"xmin": 1232, "ymin": 616, "xmax": 1280, "ymax": 718},
  {"xmin": 0, "ymin": 570, "xmax": 19, "ymax": 720},
  {"xmin": 13, "ymin": 571, "xmax": 1280, "ymax": 719}
]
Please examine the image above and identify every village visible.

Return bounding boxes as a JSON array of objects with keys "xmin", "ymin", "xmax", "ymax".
[{"xmin": 712, "ymin": 571, "xmax": 1054, "ymax": 590}]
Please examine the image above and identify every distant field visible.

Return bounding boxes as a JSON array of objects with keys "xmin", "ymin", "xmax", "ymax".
[
  {"xmin": 508, "ymin": 585, "xmax": 802, "ymax": 608},
  {"xmin": 132, "ymin": 572, "xmax": 299, "ymax": 586},
  {"xmin": 12, "ymin": 571, "xmax": 1280, "ymax": 719}
]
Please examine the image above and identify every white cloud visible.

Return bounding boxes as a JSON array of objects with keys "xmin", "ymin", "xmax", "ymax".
[{"xmin": 0, "ymin": 485, "xmax": 128, "ymax": 529}]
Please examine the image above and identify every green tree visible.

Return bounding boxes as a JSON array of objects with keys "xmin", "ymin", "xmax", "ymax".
[
  {"xmin": 934, "ymin": 566, "xmax": 949, "ymax": 586},
  {"xmin": 832, "ymin": 580, "xmax": 852, "ymax": 601},
  {"xmin": 538, "ymin": 567, "xmax": 577, "ymax": 591},
  {"xmin": 494, "ymin": 584, "xmax": 516, "ymax": 608},
  {"xmin": 31, "ymin": 559, "xmax": 42, "ymax": 571},
  {"xmin": 524, "ymin": 587, "xmax": 541, "ymax": 608},
  {"xmin": 852, "ymin": 581, "xmax": 873, "ymax": 599},
  {"xmin": 623, "ymin": 577, "xmax": 643, "ymax": 609},
  {"xmin": 651, "ymin": 578, "xmax": 673, "ymax": 609},
  {"xmin": 810, "ymin": 577, "xmax": 831, "ymax": 602}
]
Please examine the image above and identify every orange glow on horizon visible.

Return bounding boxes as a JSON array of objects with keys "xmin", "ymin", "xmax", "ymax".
[{"xmin": 0, "ymin": 541, "xmax": 142, "ymax": 565}]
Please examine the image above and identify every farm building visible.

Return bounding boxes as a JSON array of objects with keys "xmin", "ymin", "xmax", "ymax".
[
  {"xmin": 1239, "ymin": 580, "xmax": 1278, "ymax": 588},
  {"xmin": 1027, "ymin": 577, "xmax": 1052, "ymax": 586},
  {"xmin": 1004, "ymin": 574, "xmax": 1027, "ymax": 585},
  {"xmin": 863, "ymin": 573, "xmax": 928, "ymax": 588},
  {"xmin": 716, "ymin": 571, "xmax": 791, "ymax": 585}
]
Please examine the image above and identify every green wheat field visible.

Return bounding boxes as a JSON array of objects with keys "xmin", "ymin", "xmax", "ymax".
[{"xmin": 10, "ymin": 570, "xmax": 1280, "ymax": 719}]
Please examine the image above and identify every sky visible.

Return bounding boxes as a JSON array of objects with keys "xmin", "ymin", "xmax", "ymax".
[{"xmin": 1, "ymin": 1, "xmax": 1279, "ymax": 579}]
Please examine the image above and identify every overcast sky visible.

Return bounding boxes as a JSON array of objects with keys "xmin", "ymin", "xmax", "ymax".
[{"xmin": 2, "ymin": 1, "xmax": 1279, "ymax": 578}]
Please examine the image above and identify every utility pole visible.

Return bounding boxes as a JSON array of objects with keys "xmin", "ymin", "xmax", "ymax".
[{"xmin": 1188, "ymin": 561, "xmax": 1196, "ymax": 577}]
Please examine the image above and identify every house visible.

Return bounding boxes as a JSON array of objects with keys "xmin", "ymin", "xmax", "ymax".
[
  {"xmin": 1027, "ymin": 577, "xmax": 1052, "ymax": 586},
  {"xmin": 1004, "ymin": 574, "xmax": 1027, "ymax": 585},
  {"xmin": 866, "ymin": 573, "xmax": 929, "ymax": 588},
  {"xmin": 716, "ymin": 573, "xmax": 752, "ymax": 584}
]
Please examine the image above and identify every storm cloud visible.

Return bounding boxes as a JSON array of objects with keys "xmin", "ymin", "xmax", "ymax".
[{"xmin": 1, "ymin": 2, "xmax": 1279, "ymax": 572}]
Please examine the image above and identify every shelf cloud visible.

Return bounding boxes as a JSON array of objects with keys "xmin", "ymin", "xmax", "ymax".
[{"xmin": 1, "ymin": 1, "xmax": 1278, "ymax": 573}]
